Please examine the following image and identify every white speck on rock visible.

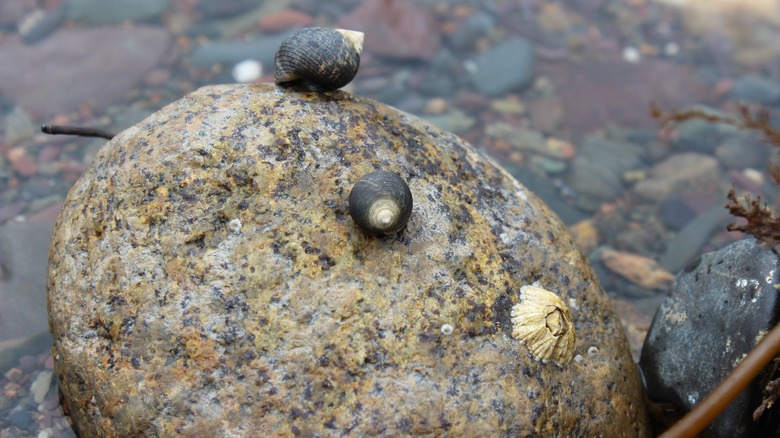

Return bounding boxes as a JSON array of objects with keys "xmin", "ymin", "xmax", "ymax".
[
  {"xmin": 228, "ymin": 218, "xmax": 242, "ymax": 234},
  {"xmin": 440, "ymin": 324, "xmax": 454, "ymax": 336}
]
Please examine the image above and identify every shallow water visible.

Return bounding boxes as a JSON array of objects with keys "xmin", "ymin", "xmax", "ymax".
[{"xmin": 0, "ymin": 0, "xmax": 778, "ymax": 435}]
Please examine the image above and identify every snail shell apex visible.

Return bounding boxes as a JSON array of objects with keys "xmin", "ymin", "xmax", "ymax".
[
  {"xmin": 348, "ymin": 171, "xmax": 413, "ymax": 235},
  {"xmin": 274, "ymin": 27, "xmax": 364, "ymax": 91},
  {"xmin": 510, "ymin": 285, "xmax": 576, "ymax": 365}
]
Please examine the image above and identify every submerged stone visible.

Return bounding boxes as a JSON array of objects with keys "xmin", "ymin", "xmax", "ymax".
[
  {"xmin": 48, "ymin": 84, "xmax": 649, "ymax": 436},
  {"xmin": 641, "ymin": 238, "xmax": 780, "ymax": 437}
]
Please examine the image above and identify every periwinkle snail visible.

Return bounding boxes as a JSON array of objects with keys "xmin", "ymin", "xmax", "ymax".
[
  {"xmin": 348, "ymin": 171, "xmax": 413, "ymax": 235},
  {"xmin": 274, "ymin": 27, "xmax": 364, "ymax": 91}
]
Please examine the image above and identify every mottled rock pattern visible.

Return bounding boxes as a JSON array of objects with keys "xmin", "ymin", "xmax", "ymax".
[
  {"xmin": 641, "ymin": 238, "xmax": 780, "ymax": 438},
  {"xmin": 48, "ymin": 84, "xmax": 649, "ymax": 436}
]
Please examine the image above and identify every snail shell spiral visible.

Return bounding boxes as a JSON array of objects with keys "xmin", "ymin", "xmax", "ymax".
[
  {"xmin": 274, "ymin": 27, "xmax": 364, "ymax": 91},
  {"xmin": 348, "ymin": 171, "xmax": 413, "ymax": 235}
]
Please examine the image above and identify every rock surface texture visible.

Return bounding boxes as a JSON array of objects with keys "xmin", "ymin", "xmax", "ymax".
[
  {"xmin": 48, "ymin": 84, "xmax": 649, "ymax": 436},
  {"xmin": 641, "ymin": 238, "xmax": 780, "ymax": 438}
]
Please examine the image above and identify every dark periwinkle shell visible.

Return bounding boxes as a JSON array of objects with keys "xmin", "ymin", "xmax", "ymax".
[
  {"xmin": 274, "ymin": 27, "xmax": 363, "ymax": 91},
  {"xmin": 348, "ymin": 171, "xmax": 413, "ymax": 235}
]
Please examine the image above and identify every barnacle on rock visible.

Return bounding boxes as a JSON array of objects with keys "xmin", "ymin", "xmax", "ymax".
[{"xmin": 511, "ymin": 285, "xmax": 576, "ymax": 365}]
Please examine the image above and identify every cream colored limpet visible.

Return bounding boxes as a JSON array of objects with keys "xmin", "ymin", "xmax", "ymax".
[{"xmin": 510, "ymin": 285, "xmax": 576, "ymax": 365}]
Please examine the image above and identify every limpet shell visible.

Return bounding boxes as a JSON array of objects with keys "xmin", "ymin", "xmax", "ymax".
[{"xmin": 510, "ymin": 285, "xmax": 576, "ymax": 365}]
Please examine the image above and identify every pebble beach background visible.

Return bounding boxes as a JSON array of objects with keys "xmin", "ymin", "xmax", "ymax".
[{"xmin": 1, "ymin": 0, "xmax": 779, "ymax": 435}]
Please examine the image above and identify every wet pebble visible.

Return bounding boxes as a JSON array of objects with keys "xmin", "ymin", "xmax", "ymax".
[
  {"xmin": 505, "ymin": 165, "xmax": 587, "ymax": 225},
  {"xmin": 528, "ymin": 95, "xmax": 563, "ymax": 133},
  {"xmin": 340, "ymin": 0, "xmax": 440, "ymax": 60},
  {"xmin": 730, "ymin": 74, "xmax": 780, "ymax": 104},
  {"xmin": 485, "ymin": 123, "xmax": 550, "ymax": 157},
  {"xmin": 659, "ymin": 196, "xmax": 697, "ymax": 230},
  {"xmin": 445, "ymin": 9, "xmax": 495, "ymax": 50},
  {"xmin": 8, "ymin": 148, "xmax": 38, "ymax": 177},
  {"xmin": 468, "ymin": 38, "xmax": 535, "ymax": 96},
  {"xmin": 17, "ymin": 6, "xmax": 64, "ymax": 44},
  {"xmin": 2, "ymin": 107, "xmax": 35, "ymax": 147},
  {"xmin": 423, "ymin": 109, "xmax": 475, "ymax": 134},
  {"xmin": 258, "ymin": 9, "xmax": 314, "ymax": 32},
  {"xmin": 490, "ymin": 96, "xmax": 525, "ymax": 115},
  {"xmin": 671, "ymin": 107, "xmax": 740, "ymax": 153},
  {"xmin": 18, "ymin": 356, "xmax": 37, "ymax": 374},
  {"xmin": 600, "ymin": 248, "xmax": 674, "ymax": 290},
  {"xmin": 564, "ymin": 137, "xmax": 643, "ymax": 210},
  {"xmin": 715, "ymin": 134, "xmax": 768, "ymax": 169},
  {"xmin": 31, "ymin": 370, "xmax": 52, "ymax": 403},
  {"xmin": 7, "ymin": 406, "xmax": 33, "ymax": 429},
  {"xmin": 634, "ymin": 153, "xmax": 720, "ymax": 202},
  {"xmin": 660, "ymin": 205, "xmax": 733, "ymax": 273},
  {"xmin": 569, "ymin": 219, "xmax": 598, "ymax": 254}
]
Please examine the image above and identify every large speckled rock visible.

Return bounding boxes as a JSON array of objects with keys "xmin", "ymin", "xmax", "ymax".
[{"xmin": 48, "ymin": 84, "xmax": 649, "ymax": 436}]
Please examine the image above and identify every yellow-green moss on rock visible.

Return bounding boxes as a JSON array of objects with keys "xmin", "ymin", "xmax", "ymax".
[{"xmin": 48, "ymin": 84, "xmax": 649, "ymax": 436}]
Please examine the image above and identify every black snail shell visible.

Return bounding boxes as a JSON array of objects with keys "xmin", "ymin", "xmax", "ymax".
[
  {"xmin": 274, "ymin": 27, "xmax": 364, "ymax": 91},
  {"xmin": 348, "ymin": 171, "xmax": 413, "ymax": 235}
]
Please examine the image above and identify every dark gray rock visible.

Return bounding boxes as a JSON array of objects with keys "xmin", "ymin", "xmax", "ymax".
[
  {"xmin": 469, "ymin": 38, "xmax": 534, "ymax": 96},
  {"xmin": 659, "ymin": 206, "xmax": 732, "ymax": 273},
  {"xmin": 671, "ymin": 106, "xmax": 740, "ymax": 153},
  {"xmin": 7, "ymin": 406, "xmax": 33, "ymax": 429},
  {"xmin": 731, "ymin": 75, "xmax": 780, "ymax": 105},
  {"xmin": 564, "ymin": 137, "xmax": 643, "ymax": 211},
  {"xmin": 445, "ymin": 10, "xmax": 495, "ymax": 50},
  {"xmin": 641, "ymin": 238, "xmax": 780, "ymax": 438},
  {"xmin": 659, "ymin": 197, "xmax": 697, "ymax": 231},
  {"xmin": 18, "ymin": 5, "xmax": 64, "ymax": 44},
  {"xmin": 716, "ymin": 134, "xmax": 769, "ymax": 170}
]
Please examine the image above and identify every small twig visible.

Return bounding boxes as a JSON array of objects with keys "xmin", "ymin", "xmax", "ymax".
[
  {"xmin": 40, "ymin": 124, "xmax": 115, "ymax": 140},
  {"xmin": 660, "ymin": 322, "xmax": 780, "ymax": 438}
]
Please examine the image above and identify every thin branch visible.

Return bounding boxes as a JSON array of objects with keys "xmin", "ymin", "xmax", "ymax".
[
  {"xmin": 660, "ymin": 322, "xmax": 780, "ymax": 438},
  {"xmin": 40, "ymin": 124, "xmax": 115, "ymax": 140}
]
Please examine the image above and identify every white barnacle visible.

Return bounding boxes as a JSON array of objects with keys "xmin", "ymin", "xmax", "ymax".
[{"xmin": 510, "ymin": 285, "xmax": 576, "ymax": 365}]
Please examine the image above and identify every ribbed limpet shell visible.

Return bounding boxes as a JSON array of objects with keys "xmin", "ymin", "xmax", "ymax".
[{"xmin": 510, "ymin": 285, "xmax": 576, "ymax": 365}]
